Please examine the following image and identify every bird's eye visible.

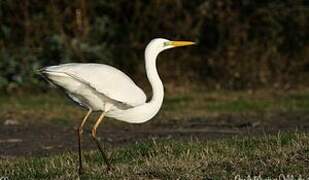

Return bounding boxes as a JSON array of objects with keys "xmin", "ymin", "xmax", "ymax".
[{"xmin": 163, "ymin": 42, "xmax": 170, "ymax": 47}]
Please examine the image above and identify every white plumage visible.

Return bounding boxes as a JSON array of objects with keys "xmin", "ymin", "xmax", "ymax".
[
  {"xmin": 42, "ymin": 63, "xmax": 146, "ymax": 109},
  {"xmin": 39, "ymin": 38, "xmax": 194, "ymax": 174}
]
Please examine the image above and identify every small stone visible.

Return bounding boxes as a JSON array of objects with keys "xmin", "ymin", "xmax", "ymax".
[
  {"xmin": 42, "ymin": 146, "xmax": 54, "ymax": 150},
  {"xmin": 0, "ymin": 138, "xmax": 23, "ymax": 143},
  {"xmin": 4, "ymin": 119, "xmax": 20, "ymax": 126}
]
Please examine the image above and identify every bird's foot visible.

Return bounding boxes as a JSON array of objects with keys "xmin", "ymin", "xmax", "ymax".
[
  {"xmin": 106, "ymin": 155, "xmax": 114, "ymax": 172},
  {"xmin": 106, "ymin": 165, "xmax": 115, "ymax": 174},
  {"xmin": 78, "ymin": 167, "xmax": 84, "ymax": 175},
  {"xmin": 106, "ymin": 165, "xmax": 111, "ymax": 172}
]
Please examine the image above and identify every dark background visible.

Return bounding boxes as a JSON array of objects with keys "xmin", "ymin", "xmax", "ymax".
[{"xmin": 0, "ymin": 0, "xmax": 308, "ymax": 92}]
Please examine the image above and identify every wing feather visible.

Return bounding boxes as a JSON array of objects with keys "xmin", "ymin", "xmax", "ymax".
[{"xmin": 43, "ymin": 63, "xmax": 147, "ymax": 107}]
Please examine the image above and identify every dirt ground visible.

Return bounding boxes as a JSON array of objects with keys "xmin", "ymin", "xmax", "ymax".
[{"xmin": 1, "ymin": 111, "xmax": 309, "ymax": 157}]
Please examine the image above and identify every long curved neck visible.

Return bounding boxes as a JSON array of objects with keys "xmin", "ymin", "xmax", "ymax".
[
  {"xmin": 107, "ymin": 46, "xmax": 164, "ymax": 123},
  {"xmin": 145, "ymin": 47, "xmax": 164, "ymax": 106}
]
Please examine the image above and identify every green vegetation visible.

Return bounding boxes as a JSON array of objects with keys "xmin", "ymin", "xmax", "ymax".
[
  {"xmin": 1, "ymin": 90, "xmax": 309, "ymax": 179},
  {"xmin": 0, "ymin": 0, "xmax": 308, "ymax": 91},
  {"xmin": 1, "ymin": 132, "xmax": 308, "ymax": 179},
  {"xmin": 1, "ymin": 1, "xmax": 308, "ymax": 177},
  {"xmin": 1, "ymin": 89, "xmax": 309, "ymax": 125}
]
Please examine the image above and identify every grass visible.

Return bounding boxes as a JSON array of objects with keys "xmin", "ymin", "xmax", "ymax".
[
  {"xmin": 1, "ymin": 89, "xmax": 309, "ymax": 125},
  {"xmin": 1, "ymin": 132, "xmax": 308, "ymax": 179},
  {"xmin": 1, "ymin": 89, "xmax": 309, "ymax": 179}
]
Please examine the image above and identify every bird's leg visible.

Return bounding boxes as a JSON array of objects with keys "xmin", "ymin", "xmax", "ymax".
[
  {"xmin": 77, "ymin": 109, "xmax": 92, "ymax": 175},
  {"xmin": 91, "ymin": 112, "xmax": 111, "ymax": 171}
]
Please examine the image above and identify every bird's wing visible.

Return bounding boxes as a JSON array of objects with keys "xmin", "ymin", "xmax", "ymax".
[{"xmin": 43, "ymin": 63, "xmax": 147, "ymax": 107}]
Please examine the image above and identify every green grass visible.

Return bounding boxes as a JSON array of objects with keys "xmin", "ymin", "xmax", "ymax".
[
  {"xmin": 1, "ymin": 132, "xmax": 308, "ymax": 179},
  {"xmin": 160, "ymin": 89, "xmax": 309, "ymax": 121},
  {"xmin": 1, "ymin": 89, "xmax": 309, "ymax": 125},
  {"xmin": 1, "ymin": 89, "xmax": 309, "ymax": 179}
]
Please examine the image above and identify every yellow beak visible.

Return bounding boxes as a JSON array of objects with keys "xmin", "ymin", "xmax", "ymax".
[{"xmin": 169, "ymin": 41, "xmax": 195, "ymax": 47}]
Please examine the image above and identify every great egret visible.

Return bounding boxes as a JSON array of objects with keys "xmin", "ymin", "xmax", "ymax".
[{"xmin": 39, "ymin": 38, "xmax": 194, "ymax": 174}]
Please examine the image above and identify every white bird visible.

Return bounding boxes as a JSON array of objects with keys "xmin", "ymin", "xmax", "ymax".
[{"xmin": 39, "ymin": 38, "xmax": 194, "ymax": 174}]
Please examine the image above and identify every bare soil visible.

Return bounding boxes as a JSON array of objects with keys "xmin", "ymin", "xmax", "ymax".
[{"xmin": 1, "ymin": 111, "xmax": 309, "ymax": 157}]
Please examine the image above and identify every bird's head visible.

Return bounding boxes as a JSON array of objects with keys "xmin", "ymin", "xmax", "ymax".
[{"xmin": 146, "ymin": 38, "xmax": 195, "ymax": 56}]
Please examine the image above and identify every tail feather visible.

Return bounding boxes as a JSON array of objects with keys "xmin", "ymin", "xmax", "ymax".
[
  {"xmin": 37, "ymin": 68, "xmax": 54, "ymax": 86},
  {"xmin": 36, "ymin": 67, "xmax": 48, "ymax": 75}
]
